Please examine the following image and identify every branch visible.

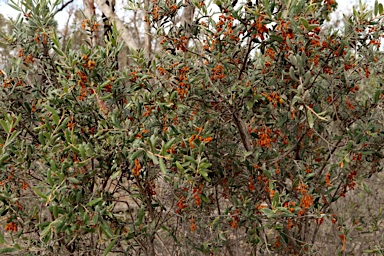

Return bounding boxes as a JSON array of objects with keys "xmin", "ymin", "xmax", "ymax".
[
  {"xmin": 94, "ymin": 0, "xmax": 138, "ymax": 50},
  {"xmin": 54, "ymin": 0, "xmax": 75, "ymax": 15},
  {"xmin": 233, "ymin": 112, "xmax": 252, "ymax": 152}
]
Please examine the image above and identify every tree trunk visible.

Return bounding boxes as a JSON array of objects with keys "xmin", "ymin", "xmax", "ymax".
[{"xmin": 95, "ymin": 0, "xmax": 138, "ymax": 50}]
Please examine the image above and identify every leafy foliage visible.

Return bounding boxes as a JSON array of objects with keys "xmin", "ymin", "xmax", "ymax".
[{"xmin": 1, "ymin": 0, "xmax": 384, "ymax": 254}]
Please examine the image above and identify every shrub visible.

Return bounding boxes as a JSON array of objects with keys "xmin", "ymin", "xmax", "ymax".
[{"xmin": 1, "ymin": 0, "xmax": 384, "ymax": 254}]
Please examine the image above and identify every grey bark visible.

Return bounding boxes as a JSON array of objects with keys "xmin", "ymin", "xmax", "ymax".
[{"xmin": 95, "ymin": 0, "xmax": 138, "ymax": 50}]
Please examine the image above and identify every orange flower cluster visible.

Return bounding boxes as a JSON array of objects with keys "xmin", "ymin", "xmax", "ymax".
[
  {"xmin": 275, "ymin": 163, "xmax": 281, "ymax": 174},
  {"xmin": 305, "ymin": 165, "xmax": 312, "ymax": 174},
  {"xmin": 143, "ymin": 105, "xmax": 152, "ymax": 117},
  {"xmin": 294, "ymin": 181, "xmax": 308, "ymax": 194},
  {"xmin": 189, "ymin": 219, "xmax": 196, "ymax": 232},
  {"xmin": 315, "ymin": 216, "xmax": 324, "ymax": 225},
  {"xmin": 274, "ymin": 235, "xmax": 281, "ymax": 248},
  {"xmin": 14, "ymin": 80, "xmax": 24, "ymax": 87},
  {"xmin": 257, "ymin": 173, "xmax": 268, "ymax": 185},
  {"xmin": 86, "ymin": 60, "xmax": 96, "ymax": 70},
  {"xmin": 176, "ymin": 66, "xmax": 190, "ymax": 99},
  {"xmin": 345, "ymin": 99, "xmax": 355, "ymax": 110},
  {"xmin": 269, "ymin": 189, "xmax": 275, "ymax": 199},
  {"xmin": 287, "ymin": 218, "xmax": 295, "ymax": 229},
  {"xmin": 174, "ymin": 36, "xmax": 189, "ymax": 52},
  {"xmin": 261, "ymin": 92, "xmax": 283, "ymax": 108},
  {"xmin": 300, "ymin": 193, "xmax": 314, "ymax": 209},
  {"xmin": 81, "ymin": 20, "xmax": 100, "ymax": 32},
  {"xmin": 4, "ymin": 222, "xmax": 17, "ymax": 232},
  {"xmin": 325, "ymin": 172, "xmax": 331, "ymax": 186},
  {"xmin": 15, "ymin": 201, "xmax": 23, "ymax": 211},
  {"xmin": 229, "ymin": 209, "xmax": 240, "ymax": 229},
  {"xmin": 193, "ymin": 186, "xmax": 202, "ymax": 207},
  {"xmin": 283, "ymin": 201, "xmax": 296, "ymax": 213},
  {"xmin": 157, "ymin": 66, "xmax": 168, "ymax": 76},
  {"xmin": 24, "ymin": 55, "xmax": 34, "ymax": 64},
  {"xmin": 351, "ymin": 153, "xmax": 362, "ymax": 162},
  {"xmin": 210, "ymin": 63, "xmax": 225, "ymax": 82},
  {"xmin": 188, "ymin": 134, "xmax": 213, "ymax": 148},
  {"xmin": 169, "ymin": 4, "xmax": 177, "ymax": 13},
  {"xmin": 81, "ymin": 19, "xmax": 88, "ymax": 30},
  {"xmin": 339, "ymin": 234, "xmax": 346, "ymax": 251},
  {"xmin": 215, "ymin": 14, "xmax": 239, "ymax": 42},
  {"xmin": 364, "ymin": 65, "xmax": 370, "ymax": 78},
  {"xmin": 132, "ymin": 159, "xmax": 141, "ymax": 177},
  {"xmin": 332, "ymin": 213, "xmax": 337, "ymax": 224},
  {"xmin": 22, "ymin": 180, "xmax": 29, "ymax": 190},
  {"xmin": 33, "ymin": 31, "xmax": 47, "ymax": 45},
  {"xmin": 256, "ymin": 202, "xmax": 267, "ymax": 213},
  {"xmin": 0, "ymin": 171, "xmax": 14, "ymax": 187},
  {"xmin": 349, "ymin": 85, "xmax": 359, "ymax": 93},
  {"xmin": 151, "ymin": 5, "xmax": 160, "ymax": 21},
  {"xmin": 257, "ymin": 126, "xmax": 273, "ymax": 148},
  {"xmin": 18, "ymin": 49, "xmax": 24, "ymax": 58},
  {"xmin": 323, "ymin": 66, "xmax": 333, "ymax": 75},
  {"xmin": 251, "ymin": 16, "xmax": 268, "ymax": 40},
  {"xmin": 369, "ymin": 39, "xmax": 381, "ymax": 48},
  {"xmin": 176, "ymin": 196, "xmax": 187, "ymax": 213},
  {"xmin": 264, "ymin": 48, "xmax": 276, "ymax": 60},
  {"xmin": 216, "ymin": 14, "xmax": 234, "ymax": 33},
  {"xmin": 248, "ymin": 178, "xmax": 255, "ymax": 191},
  {"xmin": 76, "ymin": 71, "xmax": 88, "ymax": 100},
  {"xmin": 277, "ymin": 20, "xmax": 294, "ymax": 42}
]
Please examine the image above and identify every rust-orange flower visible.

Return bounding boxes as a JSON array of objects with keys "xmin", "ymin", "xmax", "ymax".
[
  {"xmin": 4, "ymin": 222, "xmax": 17, "ymax": 232},
  {"xmin": 300, "ymin": 193, "xmax": 314, "ymax": 209},
  {"xmin": 132, "ymin": 159, "xmax": 141, "ymax": 176}
]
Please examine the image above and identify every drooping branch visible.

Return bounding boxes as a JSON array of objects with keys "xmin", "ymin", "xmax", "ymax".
[
  {"xmin": 94, "ymin": 0, "xmax": 138, "ymax": 50},
  {"xmin": 54, "ymin": 0, "xmax": 75, "ymax": 15}
]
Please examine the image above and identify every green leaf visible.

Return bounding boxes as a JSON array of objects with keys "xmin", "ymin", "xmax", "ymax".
[
  {"xmin": 104, "ymin": 239, "xmax": 117, "ymax": 256},
  {"xmin": 277, "ymin": 115, "xmax": 287, "ymax": 127},
  {"xmin": 0, "ymin": 247, "xmax": 19, "ymax": 253},
  {"xmin": 0, "ymin": 232, "xmax": 5, "ymax": 244},
  {"xmin": 110, "ymin": 170, "xmax": 121, "ymax": 180},
  {"xmin": 176, "ymin": 161, "xmax": 185, "ymax": 172},
  {"xmin": 130, "ymin": 150, "xmax": 143, "ymax": 161},
  {"xmin": 67, "ymin": 177, "xmax": 81, "ymax": 184},
  {"xmin": 33, "ymin": 187, "xmax": 48, "ymax": 200},
  {"xmin": 45, "ymin": 105, "xmax": 60, "ymax": 125},
  {"xmin": 40, "ymin": 224, "xmax": 51, "ymax": 239},
  {"xmin": 307, "ymin": 24, "xmax": 319, "ymax": 32},
  {"xmin": 184, "ymin": 155, "xmax": 198, "ymax": 165},
  {"xmin": 261, "ymin": 208, "xmax": 275, "ymax": 218},
  {"xmin": 159, "ymin": 158, "xmax": 167, "ymax": 174},
  {"xmin": 272, "ymin": 190, "xmax": 279, "ymax": 206},
  {"xmin": 101, "ymin": 220, "xmax": 113, "ymax": 238},
  {"xmin": 161, "ymin": 138, "xmax": 176, "ymax": 155},
  {"xmin": 135, "ymin": 208, "xmax": 144, "ymax": 226},
  {"xmin": 146, "ymin": 151, "xmax": 159, "ymax": 164},
  {"xmin": 300, "ymin": 18, "xmax": 309, "ymax": 29},
  {"xmin": 52, "ymin": 46, "xmax": 64, "ymax": 56},
  {"xmin": 86, "ymin": 197, "xmax": 103, "ymax": 207},
  {"xmin": 198, "ymin": 169, "xmax": 211, "ymax": 182},
  {"xmin": 53, "ymin": 205, "xmax": 59, "ymax": 219},
  {"xmin": 0, "ymin": 120, "xmax": 9, "ymax": 133},
  {"xmin": 363, "ymin": 183, "xmax": 371, "ymax": 194}
]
